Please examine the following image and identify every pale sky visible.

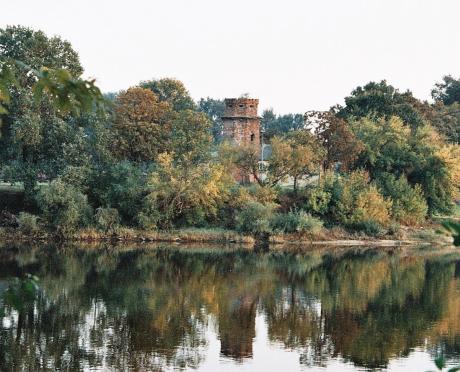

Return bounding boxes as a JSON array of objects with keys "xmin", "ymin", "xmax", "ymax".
[{"xmin": 1, "ymin": 0, "xmax": 460, "ymax": 114}]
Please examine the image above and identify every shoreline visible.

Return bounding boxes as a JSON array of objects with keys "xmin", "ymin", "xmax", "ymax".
[{"xmin": 0, "ymin": 226, "xmax": 452, "ymax": 247}]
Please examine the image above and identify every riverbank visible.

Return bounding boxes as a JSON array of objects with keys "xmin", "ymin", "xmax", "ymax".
[{"xmin": 0, "ymin": 224, "xmax": 453, "ymax": 247}]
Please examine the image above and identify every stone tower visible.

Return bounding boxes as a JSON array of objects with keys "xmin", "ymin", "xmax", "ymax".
[
  {"xmin": 222, "ymin": 98, "xmax": 260, "ymax": 150},
  {"xmin": 221, "ymin": 98, "xmax": 261, "ymax": 183}
]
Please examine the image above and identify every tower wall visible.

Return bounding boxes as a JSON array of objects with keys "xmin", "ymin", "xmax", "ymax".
[
  {"xmin": 221, "ymin": 98, "xmax": 261, "ymax": 183},
  {"xmin": 221, "ymin": 98, "xmax": 260, "ymax": 149}
]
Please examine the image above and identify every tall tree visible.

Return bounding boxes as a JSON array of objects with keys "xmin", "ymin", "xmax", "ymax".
[
  {"xmin": 0, "ymin": 26, "xmax": 93, "ymax": 198},
  {"xmin": 198, "ymin": 97, "xmax": 225, "ymax": 142},
  {"xmin": 338, "ymin": 80, "xmax": 425, "ymax": 129},
  {"xmin": 140, "ymin": 78, "xmax": 195, "ymax": 112},
  {"xmin": 261, "ymin": 109, "xmax": 304, "ymax": 139},
  {"xmin": 305, "ymin": 110, "xmax": 364, "ymax": 171},
  {"xmin": 112, "ymin": 87, "xmax": 172, "ymax": 162},
  {"xmin": 432, "ymin": 75, "xmax": 460, "ymax": 105}
]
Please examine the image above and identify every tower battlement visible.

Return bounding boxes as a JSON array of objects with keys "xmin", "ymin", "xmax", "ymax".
[{"xmin": 223, "ymin": 98, "xmax": 259, "ymax": 118}]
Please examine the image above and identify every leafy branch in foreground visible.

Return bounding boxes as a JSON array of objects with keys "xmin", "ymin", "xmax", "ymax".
[
  {"xmin": 427, "ymin": 355, "xmax": 460, "ymax": 372},
  {"xmin": 442, "ymin": 220, "xmax": 460, "ymax": 246},
  {"xmin": 0, "ymin": 59, "xmax": 106, "ymax": 116},
  {"xmin": 0, "ymin": 274, "xmax": 40, "ymax": 317}
]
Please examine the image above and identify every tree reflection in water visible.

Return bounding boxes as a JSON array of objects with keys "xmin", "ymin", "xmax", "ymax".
[{"xmin": 0, "ymin": 244, "xmax": 459, "ymax": 371}]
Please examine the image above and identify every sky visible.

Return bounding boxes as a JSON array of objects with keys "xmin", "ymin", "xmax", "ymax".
[{"xmin": 1, "ymin": 0, "xmax": 460, "ymax": 114}]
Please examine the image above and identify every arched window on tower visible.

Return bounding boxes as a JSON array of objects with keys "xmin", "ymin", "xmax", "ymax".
[{"xmin": 250, "ymin": 133, "xmax": 255, "ymax": 142}]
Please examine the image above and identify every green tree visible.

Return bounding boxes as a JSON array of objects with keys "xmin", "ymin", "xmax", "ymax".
[
  {"xmin": 112, "ymin": 87, "xmax": 172, "ymax": 162},
  {"xmin": 0, "ymin": 26, "xmax": 104, "ymax": 198},
  {"xmin": 338, "ymin": 80, "xmax": 426, "ymax": 129},
  {"xmin": 141, "ymin": 78, "xmax": 196, "ymax": 112},
  {"xmin": 140, "ymin": 153, "xmax": 229, "ymax": 228},
  {"xmin": 261, "ymin": 108, "xmax": 304, "ymax": 138},
  {"xmin": 268, "ymin": 131, "xmax": 324, "ymax": 191},
  {"xmin": 198, "ymin": 97, "xmax": 225, "ymax": 142},
  {"xmin": 432, "ymin": 75, "xmax": 460, "ymax": 105}
]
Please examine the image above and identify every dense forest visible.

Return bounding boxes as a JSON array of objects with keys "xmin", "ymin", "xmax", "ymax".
[{"xmin": 0, "ymin": 25, "xmax": 459, "ymax": 241}]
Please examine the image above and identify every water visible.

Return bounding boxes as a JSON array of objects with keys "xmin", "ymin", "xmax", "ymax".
[{"xmin": 0, "ymin": 243, "xmax": 459, "ymax": 371}]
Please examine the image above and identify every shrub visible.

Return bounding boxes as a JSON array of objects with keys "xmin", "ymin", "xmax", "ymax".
[
  {"xmin": 351, "ymin": 185, "xmax": 392, "ymax": 225},
  {"xmin": 88, "ymin": 161, "xmax": 146, "ymax": 225},
  {"xmin": 329, "ymin": 171, "xmax": 392, "ymax": 226},
  {"xmin": 235, "ymin": 201, "xmax": 276, "ymax": 235},
  {"xmin": 347, "ymin": 219, "xmax": 385, "ymax": 236},
  {"xmin": 94, "ymin": 207, "xmax": 120, "ymax": 233},
  {"xmin": 303, "ymin": 186, "xmax": 332, "ymax": 215},
  {"xmin": 36, "ymin": 179, "xmax": 92, "ymax": 236},
  {"xmin": 376, "ymin": 173, "xmax": 428, "ymax": 225},
  {"xmin": 17, "ymin": 212, "xmax": 40, "ymax": 234},
  {"xmin": 270, "ymin": 210, "xmax": 323, "ymax": 236}
]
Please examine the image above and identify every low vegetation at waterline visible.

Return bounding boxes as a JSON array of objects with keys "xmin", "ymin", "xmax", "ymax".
[{"xmin": 0, "ymin": 26, "xmax": 460, "ymax": 245}]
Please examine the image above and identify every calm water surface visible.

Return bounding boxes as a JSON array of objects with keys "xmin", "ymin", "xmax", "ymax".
[{"xmin": 0, "ymin": 243, "xmax": 459, "ymax": 371}]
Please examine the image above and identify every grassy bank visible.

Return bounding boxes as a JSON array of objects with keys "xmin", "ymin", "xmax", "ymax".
[{"xmin": 0, "ymin": 225, "xmax": 453, "ymax": 247}]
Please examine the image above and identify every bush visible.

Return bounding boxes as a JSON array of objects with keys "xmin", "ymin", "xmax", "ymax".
[
  {"xmin": 376, "ymin": 173, "xmax": 428, "ymax": 225},
  {"xmin": 17, "ymin": 212, "xmax": 40, "ymax": 234},
  {"xmin": 88, "ymin": 161, "xmax": 146, "ymax": 225},
  {"xmin": 351, "ymin": 185, "xmax": 392, "ymax": 225},
  {"xmin": 270, "ymin": 210, "xmax": 323, "ymax": 236},
  {"xmin": 347, "ymin": 219, "xmax": 385, "ymax": 236},
  {"xmin": 36, "ymin": 179, "xmax": 92, "ymax": 236},
  {"xmin": 94, "ymin": 207, "xmax": 120, "ymax": 233},
  {"xmin": 303, "ymin": 186, "xmax": 332, "ymax": 215},
  {"xmin": 235, "ymin": 201, "xmax": 276, "ymax": 234},
  {"xmin": 329, "ymin": 171, "xmax": 392, "ymax": 226}
]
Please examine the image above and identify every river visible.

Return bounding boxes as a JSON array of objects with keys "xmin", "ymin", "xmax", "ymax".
[{"xmin": 0, "ymin": 243, "xmax": 459, "ymax": 371}]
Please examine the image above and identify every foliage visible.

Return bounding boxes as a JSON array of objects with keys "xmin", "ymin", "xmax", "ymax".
[
  {"xmin": 261, "ymin": 108, "xmax": 304, "ymax": 138},
  {"xmin": 112, "ymin": 87, "xmax": 172, "ymax": 162},
  {"xmin": 1, "ymin": 274, "xmax": 39, "ymax": 314},
  {"xmin": 198, "ymin": 97, "xmax": 225, "ymax": 142},
  {"xmin": 17, "ymin": 212, "xmax": 40, "ymax": 234},
  {"xmin": 268, "ymin": 131, "xmax": 324, "ymax": 190},
  {"xmin": 94, "ymin": 207, "xmax": 120, "ymax": 233},
  {"xmin": 303, "ymin": 186, "xmax": 332, "ymax": 215},
  {"xmin": 430, "ymin": 355, "xmax": 460, "ymax": 372},
  {"xmin": 432, "ymin": 75, "xmax": 460, "ymax": 105},
  {"xmin": 305, "ymin": 110, "xmax": 364, "ymax": 170},
  {"xmin": 36, "ymin": 179, "xmax": 92, "ymax": 236},
  {"xmin": 324, "ymin": 170, "xmax": 392, "ymax": 227},
  {"xmin": 338, "ymin": 80, "xmax": 426, "ymax": 129},
  {"xmin": 140, "ymin": 78, "xmax": 196, "ymax": 112},
  {"xmin": 0, "ymin": 26, "xmax": 105, "ymax": 197},
  {"xmin": 376, "ymin": 173, "xmax": 428, "ymax": 225},
  {"xmin": 427, "ymin": 102, "xmax": 460, "ymax": 144},
  {"xmin": 442, "ymin": 221, "xmax": 460, "ymax": 246},
  {"xmin": 350, "ymin": 116, "xmax": 457, "ymax": 215},
  {"xmin": 169, "ymin": 109, "xmax": 212, "ymax": 164},
  {"xmin": 270, "ymin": 209, "xmax": 323, "ymax": 236},
  {"xmin": 88, "ymin": 161, "xmax": 146, "ymax": 225},
  {"xmin": 234, "ymin": 201, "xmax": 276, "ymax": 234},
  {"xmin": 140, "ymin": 153, "xmax": 229, "ymax": 229}
]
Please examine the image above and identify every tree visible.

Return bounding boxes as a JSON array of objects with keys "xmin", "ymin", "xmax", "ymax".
[
  {"xmin": 0, "ymin": 26, "xmax": 104, "ymax": 198},
  {"xmin": 432, "ymin": 75, "xmax": 460, "ymax": 105},
  {"xmin": 140, "ymin": 78, "xmax": 196, "ymax": 112},
  {"xmin": 169, "ymin": 109, "xmax": 212, "ymax": 164},
  {"xmin": 198, "ymin": 97, "xmax": 225, "ymax": 142},
  {"xmin": 268, "ymin": 131, "xmax": 324, "ymax": 191},
  {"xmin": 261, "ymin": 109, "xmax": 304, "ymax": 138},
  {"xmin": 350, "ymin": 116, "xmax": 458, "ymax": 215},
  {"xmin": 112, "ymin": 87, "xmax": 172, "ymax": 162},
  {"xmin": 139, "ymin": 153, "xmax": 229, "ymax": 228},
  {"xmin": 305, "ymin": 110, "xmax": 364, "ymax": 171},
  {"xmin": 426, "ymin": 102, "xmax": 460, "ymax": 144},
  {"xmin": 338, "ymin": 80, "xmax": 426, "ymax": 129}
]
